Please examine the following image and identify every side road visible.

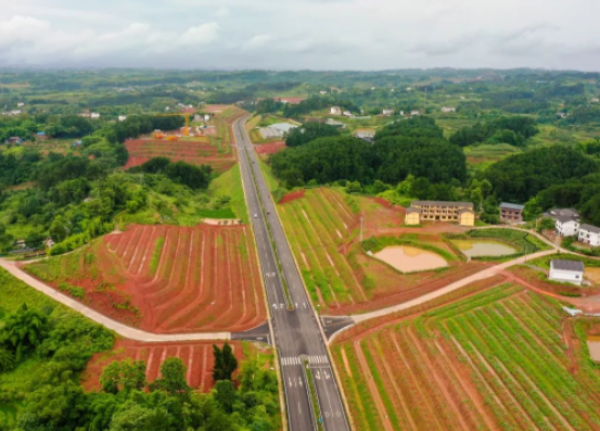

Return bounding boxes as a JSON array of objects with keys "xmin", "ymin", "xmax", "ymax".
[
  {"xmin": 352, "ymin": 248, "xmax": 558, "ymax": 324},
  {"xmin": 0, "ymin": 259, "xmax": 231, "ymax": 342}
]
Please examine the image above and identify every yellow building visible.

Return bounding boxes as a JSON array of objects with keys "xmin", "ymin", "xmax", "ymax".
[{"xmin": 405, "ymin": 201, "xmax": 475, "ymax": 226}]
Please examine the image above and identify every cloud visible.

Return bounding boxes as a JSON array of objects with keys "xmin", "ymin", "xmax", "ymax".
[
  {"xmin": 0, "ymin": 0, "xmax": 599, "ymax": 70},
  {"xmin": 214, "ymin": 6, "xmax": 230, "ymax": 17},
  {"xmin": 0, "ymin": 16, "xmax": 220, "ymax": 65},
  {"xmin": 243, "ymin": 34, "xmax": 273, "ymax": 50},
  {"xmin": 180, "ymin": 23, "xmax": 220, "ymax": 46}
]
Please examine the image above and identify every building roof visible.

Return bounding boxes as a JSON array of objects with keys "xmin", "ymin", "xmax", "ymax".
[
  {"xmin": 551, "ymin": 259, "xmax": 584, "ymax": 272},
  {"xmin": 500, "ymin": 202, "xmax": 524, "ymax": 211},
  {"xmin": 406, "ymin": 207, "xmax": 421, "ymax": 214},
  {"xmin": 412, "ymin": 200, "xmax": 474, "ymax": 208},
  {"xmin": 555, "ymin": 214, "xmax": 578, "ymax": 224},
  {"xmin": 458, "ymin": 209, "xmax": 475, "ymax": 215},
  {"xmin": 580, "ymin": 224, "xmax": 600, "ymax": 234},
  {"xmin": 544, "ymin": 208, "xmax": 579, "ymax": 221}
]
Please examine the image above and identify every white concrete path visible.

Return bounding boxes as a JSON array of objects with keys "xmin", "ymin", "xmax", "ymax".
[
  {"xmin": 0, "ymin": 259, "xmax": 230, "ymax": 342},
  {"xmin": 352, "ymin": 246, "xmax": 558, "ymax": 324}
]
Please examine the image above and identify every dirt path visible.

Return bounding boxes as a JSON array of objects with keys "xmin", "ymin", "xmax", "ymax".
[{"xmin": 0, "ymin": 259, "xmax": 231, "ymax": 342}]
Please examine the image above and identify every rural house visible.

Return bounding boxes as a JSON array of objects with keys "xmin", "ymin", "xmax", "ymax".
[
  {"xmin": 578, "ymin": 224, "xmax": 600, "ymax": 247},
  {"xmin": 441, "ymin": 106, "xmax": 456, "ymax": 113},
  {"xmin": 36, "ymin": 132, "xmax": 48, "ymax": 141},
  {"xmin": 544, "ymin": 208, "xmax": 580, "ymax": 237},
  {"xmin": 330, "ymin": 106, "xmax": 342, "ymax": 115},
  {"xmin": 382, "ymin": 109, "xmax": 394, "ymax": 116},
  {"xmin": 549, "ymin": 259, "xmax": 584, "ymax": 285},
  {"xmin": 500, "ymin": 202, "xmax": 525, "ymax": 224},
  {"xmin": 405, "ymin": 201, "xmax": 475, "ymax": 226}
]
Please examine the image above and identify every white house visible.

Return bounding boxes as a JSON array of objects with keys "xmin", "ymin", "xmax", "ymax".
[
  {"xmin": 118, "ymin": 115, "xmax": 127, "ymax": 122},
  {"xmin": 544, "ymin": 208, "xmax": 580, "ymax": 237},
  {"xmin": 320, "ymin": 90, "xmax": 328, "ymax": 95},
  {"xmin": 591, "ymin": 98, "xmax": 600, "ymax": 104},
  {"xmin": 330, "ymin": 106, "xmax": 342, "ymax": 115},
  {"xmin": 382, "ymin": 109, "xmax": 394, "ymax": 116},
  {"xmin": 90, "ymin": 113, "xmax": 101, "ymax": 120},
  {"xmin": 578, "ymin": 224, "xmax": 600, "ymax": 247},
  {"xmin": 343, "ymin": 111, "xmax": 353, "ymax": 117},
  {"xmin": 549, "ymin": 259, "xmax": 584, "ymax": 285},
  {"xmin": 555, "ymin": 215, "xmax": 580, "ymax": 237},
  {"xmin": 410, "ymin": 110, "xmax": 420, "ymax": 116},
  {"xmin": 204, "ymin": 114, "xmax": 211, "ymax": 122},
  {"xmin": 10, "ymin": 110, "xmax": 22, "ymax": 116},
  {"xmin": 17, "ymin": 102, "xmax": 25, "ymax": 107},
  {"xmin": 441, "ymin": 107, "xmax": 456, "ymax": 113}
]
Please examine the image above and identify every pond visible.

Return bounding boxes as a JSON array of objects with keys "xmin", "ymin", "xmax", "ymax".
[
  {"xmin": 587, "ymin": 336, "xmax": 600, "ymax": 362},
  {"xmin": 373, "ymin": 245, "xmax": 448, "ymax": 273},
  {"xmin": 451, "ymin": 239, "xmax": 518, "ymax": 258}
]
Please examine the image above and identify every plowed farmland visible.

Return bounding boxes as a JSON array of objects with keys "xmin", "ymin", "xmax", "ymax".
[
  {"xmin": 124, "ymin": 107, "xmax": 246, "ymax": 172},
  {"xmin": 332, "ymin": 282, "xmax": 600, "ymax": 431},
  {"xmin": 81, "ymin": 339, "xmax": 244, "ymax": 392},
  {"xmin": 124, "ymin": 138, "xmax": 236, "ymax": 172},
  {"xmin": 277, "ymin": 187, "xmax": 488, "ymax": 314},
  {"xmin": 25, "ymin": 224, "xmax": 267, "ymax": 333}
]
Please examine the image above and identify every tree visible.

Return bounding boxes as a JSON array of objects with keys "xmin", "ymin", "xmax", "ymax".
[
  {"xmin": 0, "ymin": 223, "xmax": 14, "ymax": 254},
  {"xmin": 25, "ymin": 230, "xmax": 45, "ymax": 250},
  {"xmin": 0, "ymin": 347, "xmax": 15, "ymax": 372},
  {"xmin": 49, "ymin": 215, "xmax": 69, "ymax": 243},
  {"xmin": 151, "ymin": 357, "xmax": 190, "ymax": 398},
  {"xmin": 0, "ymin": 304, "xmax": 49, "ymax": 361},
  {"xmin": 212, "ymin": 343, "xmax": 238, "ymax": 382},
  {"xmin": 213, "ymin": 380, "xmax": 236, "ymax": 413},
  {"xmin": 100, "ymin": 359, "xmax": 146, "ymax": 394}
]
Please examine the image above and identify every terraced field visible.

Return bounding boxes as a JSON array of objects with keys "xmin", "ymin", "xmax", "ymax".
[
  {"xmin": 333, "ymin": 282, "xmax": 600, "ymax": 431},
  {"xmin": 124, "ymin": 138, "xmax": 236, "ymax": 173},
  {"xmin": 81, "ymin": 339, "xmax": 244, "ymax": 392},
  {"xmin": 25, "ymin": 224, "xmax": 267, "ymax": 333},
  {"xmin": 124, "ymin": 107, "xmax": 246, "ymax": 172},
  {"xmin": 277, "ymin": 188, "xmax": 488, "ymax": 314}
]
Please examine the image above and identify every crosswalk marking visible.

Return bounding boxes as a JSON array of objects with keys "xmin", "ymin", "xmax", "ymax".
[{"xmin": 280, "ymin": 355, "xmax": 329, "ymax": 366}]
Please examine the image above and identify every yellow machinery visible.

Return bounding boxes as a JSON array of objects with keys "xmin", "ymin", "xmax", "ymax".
[{"xmin": 155, "ymin": 113, "xmax": 192, "ymax": 137}]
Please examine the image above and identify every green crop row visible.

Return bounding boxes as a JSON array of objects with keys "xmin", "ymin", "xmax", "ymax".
[{"xmin": 149, "ymin": 237, "xmax": 164, "ymax": 275}]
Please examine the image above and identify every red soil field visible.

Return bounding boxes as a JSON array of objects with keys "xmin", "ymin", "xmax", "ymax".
[
  {"xmin": 279, "ymin": 189, "xmax": 305, "ymax": 204},
  {"xmin": 30, "ymin": 224, "xmax": 267, "ymax": 333},
  {"xmin": 254, "ymin": 141, "xmax": 286, "ymax": 155},
  {"xmin": 203, "ymin": 104, "xmax": 230, "ymax": 113},
  {"xmin": 81, "ymin": 339, "xmax": 243, "ymax": 392},
  {"xmin": 124, "ymin": 139, "xmax": 236, "ymax": 173}
]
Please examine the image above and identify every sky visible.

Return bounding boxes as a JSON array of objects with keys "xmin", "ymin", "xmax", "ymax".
[{"xmin": 1, "ymin": 0, "xmax": 599, "ymax": 71}]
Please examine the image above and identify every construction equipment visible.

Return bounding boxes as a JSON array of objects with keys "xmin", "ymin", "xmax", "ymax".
[{"xmin": 155, "ymin": 113, "xmax": 192, "ymax": 137}]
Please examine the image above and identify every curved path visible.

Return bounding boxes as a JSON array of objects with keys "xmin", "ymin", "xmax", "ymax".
[
  {"xmin": 350, "ymin": 226, "xmax": 569, "ymax": 325},
  {"xmin": 352, "ymin": 248, "xmax": 558, "ymax": 324},
  {"xmin": 0, "ymin": 259, "xmax": 231, "ymax": 342}
]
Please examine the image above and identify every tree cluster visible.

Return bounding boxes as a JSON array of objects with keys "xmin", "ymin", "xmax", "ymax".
[
  {"xmin": 270, "ymin": 117, "xmax": 466, "ymax": 188},
  {"xmin": 484, "ymin": 146, "xmax": 600, "ymax": 203},
  {"xmin": 449, "ymin": 116, "xmax": 539, "ymax": 147},
  {"xmin": 134, "ymin": 157, "xmax": 213, "ymax": 190},
  {"xmin": 285, "ymin": 121, "xmax": 341, "ymax": 147}
]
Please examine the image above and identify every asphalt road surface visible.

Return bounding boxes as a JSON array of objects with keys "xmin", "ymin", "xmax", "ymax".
[{"xmin": 233, "ymin": 117, "xmax": 350, "ymax": 431}]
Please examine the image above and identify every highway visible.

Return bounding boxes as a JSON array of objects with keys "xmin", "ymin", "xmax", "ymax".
[{"xmin": 233, "ymin": 117, "xmax": 351, "ymax": 431}]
